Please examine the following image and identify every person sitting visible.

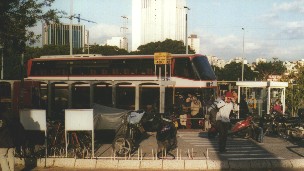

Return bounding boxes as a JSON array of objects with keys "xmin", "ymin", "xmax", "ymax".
[{"xmin": 273, "ymin": 99, "xmax": 283, "ymax": 115}]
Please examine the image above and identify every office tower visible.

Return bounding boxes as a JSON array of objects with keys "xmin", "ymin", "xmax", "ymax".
[
  {"xmin": 42, "ymin": 23, "xmax": 86, "ymax": 49},
  {"xmin": 188, "ymin": 34, "xmax": 200, "ymax": 54},
  {"xmin": 132, "ymin": 0, "xmax": 187, "ymax": 51},
  {"xmin": 106, "ymin": 37, "xmax": 128, "ymax": 51}
]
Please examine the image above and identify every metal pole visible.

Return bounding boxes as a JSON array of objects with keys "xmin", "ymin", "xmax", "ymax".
[
  {"xmin": 185, "ymin": 13, "xmax": 188, "ymax": 54},
  {"xmin": 1, "ymin": 46, "xmax": 3, "ymax": 79},
  {"xmin": 184, "ymin": 7, "xmax": 190, "ymax": 54},
  {"xmin": 241, "ymin": 28, "xmax": 245, "ymax": 81},
  {"xmin": 69, "ymin": 0, "xmax": 73, "ymax": 56}
]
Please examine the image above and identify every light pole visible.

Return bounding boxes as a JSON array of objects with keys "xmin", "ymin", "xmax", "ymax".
[
  {"xmin": 241, "ymin": 28, "xmax": 245, "ymax": 81},
  {"xmin": 184, "ymin": 6, "xmax": 190, "ymax": 54},
  {"xmin": 69, "ymin": 0, "xmax": 73, "ymax": 56}
]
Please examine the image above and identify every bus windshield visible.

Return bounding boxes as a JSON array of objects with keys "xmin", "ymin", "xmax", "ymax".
[{"xmin": 192, "ymin": 56, "xmax": 217, "ymax": 80}]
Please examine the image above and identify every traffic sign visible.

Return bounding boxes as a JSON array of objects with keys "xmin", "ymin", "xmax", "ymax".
[{"xmin": 154, "ymin": 52, "xmax": 172, "ymax": 64}]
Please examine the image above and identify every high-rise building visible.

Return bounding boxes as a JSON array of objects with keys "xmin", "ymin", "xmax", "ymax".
[
  {"xmin": 106, "ymin": 37, "xmax": 128, "ymax": 50},
  {"xmin": 42, "ymin": 23, "xmax": 86, "ymax": 49},
  {"xmin": 188, "ymin": 34, "xmax": 200, "ymax": 53},
  {"xmin": 132, "ymin": 0, "xmax": 187, "ymax": 51}
]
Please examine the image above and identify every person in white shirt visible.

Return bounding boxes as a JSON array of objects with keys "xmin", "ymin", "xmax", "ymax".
[{"xmin": 217, "ymin": 92, "xmax": 234, "ymax": 153}]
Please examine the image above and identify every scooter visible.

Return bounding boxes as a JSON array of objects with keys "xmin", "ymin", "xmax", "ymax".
[{"xmin": 208, "ymin": 115, "xmax": 254, "ymax": 138}]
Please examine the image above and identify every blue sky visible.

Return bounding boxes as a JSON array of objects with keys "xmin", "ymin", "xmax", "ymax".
[{"xmin": 40, "ymin": 0, "xmax": 304, "ymax": 62}]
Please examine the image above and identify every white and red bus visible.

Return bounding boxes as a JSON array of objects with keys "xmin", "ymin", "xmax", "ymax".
[{"xmin": 1, "ymin": 54, "xmax": 217, "ymax": 119}]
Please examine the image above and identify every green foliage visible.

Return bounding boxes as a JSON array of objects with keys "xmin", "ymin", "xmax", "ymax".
[
  {"xmin": 282, "ymin": 68, "xmax": 304, "ymax": 116},
  {"xmin": 255, "ymin": 61, "xmax": 286, "ymax": 81},
  {"xmin": 0, "ymin": 0, "xmax": 64, "ymax": 80},
  {"xmin": 89, "ymin": 45, "xmax": 128, "ymax": 55},
  {"xmin": 215, "ymin": 62, "xmax": 256, "ymax": 81},
  {"xmin": 130, "ymin": 39, "xmax": 195, "ymax": 55}
]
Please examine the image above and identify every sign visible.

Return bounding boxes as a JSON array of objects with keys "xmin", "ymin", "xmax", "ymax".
[
  {"xmin": 154, "ymin": 52, "xmax": 172, "ymax": 64},
  {"xmin": 65, "ymin": 109, "xmax": 94, "ymax": 131},
  {"xmin": 267, "ymin": 75, "xmax": 281, "ymax": 81}
]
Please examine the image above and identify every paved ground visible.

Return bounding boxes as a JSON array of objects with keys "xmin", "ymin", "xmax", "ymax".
[
  {"xmin": 5, "ymin": 129, "xmax": 304, "ymax": 170},
  {"xmin": 95, "ymin": 129, "xmax": 304, "ymax": 160}
]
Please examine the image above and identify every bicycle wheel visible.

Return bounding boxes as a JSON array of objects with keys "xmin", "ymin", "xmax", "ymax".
[{"xmin": 112, "ymin": 137, "xmax": 132, "ymax": 157}]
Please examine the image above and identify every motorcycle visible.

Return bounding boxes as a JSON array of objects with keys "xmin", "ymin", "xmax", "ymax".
[
  {"xmin": 208, "ymin": 115, "xmax": 256, "ymax": 139},
  {"xmin": 156, "ymin": 115, "xmax": 177, "ymax": 159}
]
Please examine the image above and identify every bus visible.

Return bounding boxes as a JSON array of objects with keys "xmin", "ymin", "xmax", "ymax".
[{"xmin": 1, "ymin": 54, "xmax": 217, "ymax": 119}]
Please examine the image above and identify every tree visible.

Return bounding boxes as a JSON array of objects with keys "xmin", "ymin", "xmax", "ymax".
[
  {"xmin": 130, "ymin": 39, "xmax": 196, "ymax": 55},
  {"xmin": 281, "ymin": 67, "xmax": 304, "ymax": 116},
  {"xmin": 255, "ymin": 61, "xmax": 286, "ymax": 81},
  {"xmin": 88, "ymin": 45, "xmax": 128, "ymax": 55},
  {"xmin": 0, "ymin": 0, "xmax": 64, "ymax": 79},
  {"xmin": 216, "ymin": 62, "xmax": 255, "ymax": 81}
]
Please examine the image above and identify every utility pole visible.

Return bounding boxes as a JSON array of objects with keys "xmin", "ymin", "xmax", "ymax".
[
  {"xmin": 69, "ymin": 0, "xmax": 96, "ymax": 56},
  {"xmin": 69, "ymin": 0, "xmax": 73, "ymax": 56},
  {"xmin": 241, "ymin": 27, "xmax": 245, "ymax": 81},
  {"xmin": 184, "ymin": 6, "xmax": 190, "ymax": 54}
]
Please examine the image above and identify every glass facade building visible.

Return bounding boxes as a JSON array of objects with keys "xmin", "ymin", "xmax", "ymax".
[{"xmin": 42, "ymin": 23, "xmax": 86, "ymax": 49}]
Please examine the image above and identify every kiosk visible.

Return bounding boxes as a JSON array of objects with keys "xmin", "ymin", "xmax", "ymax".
[{"xmin": 236, "ymin": 81, "xmax": 288, "ymax": 117}]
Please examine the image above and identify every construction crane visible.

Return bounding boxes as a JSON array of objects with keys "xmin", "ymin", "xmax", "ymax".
[{"xmin": 72, "ymin": 14, "xmax": 97, "ymax": 24}]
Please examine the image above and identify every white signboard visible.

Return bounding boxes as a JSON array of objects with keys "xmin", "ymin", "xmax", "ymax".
[
  {"xmin": 20, "ymin": 109, "xmax": 47, "ymax": 131},
  {"xmin": 65, "ymin": 109, "xmax": 94, "ymax": 131}
]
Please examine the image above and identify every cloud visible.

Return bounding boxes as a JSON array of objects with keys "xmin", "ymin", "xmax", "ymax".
[
  {"xmin": 197, "ymin": 30, "xmax": 244, "ymax": 60},
  {"xmin": 272, "ymin": 0, "xmax": 304, "ymax": 13},
  {"xmin": 88, "ymin": 23, "xmax": 122, "ymax": 44}
]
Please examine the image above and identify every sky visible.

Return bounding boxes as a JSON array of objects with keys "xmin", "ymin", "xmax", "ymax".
[{"xmin": 37, "ymin": 0, "xmax": 304, "ymax": 62}]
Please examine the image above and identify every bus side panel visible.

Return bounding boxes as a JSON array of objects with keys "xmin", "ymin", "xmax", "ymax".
[{"xmin": 12, "ymin": 81, "xmax": 41, "ymax": 114}]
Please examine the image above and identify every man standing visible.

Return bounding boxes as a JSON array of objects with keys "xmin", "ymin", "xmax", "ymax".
[
  {"xmin": 217, "ymin": 92, "xmax": 234, "ymax": 153},
  {"xmin": 0, "ymin": 105, "xmax": 15, "ymax": 171}
]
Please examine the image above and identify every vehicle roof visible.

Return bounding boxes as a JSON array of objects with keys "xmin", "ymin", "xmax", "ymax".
[{"xmin": 30, "ymin": 54, "xmax": 204, "ymax": 61}]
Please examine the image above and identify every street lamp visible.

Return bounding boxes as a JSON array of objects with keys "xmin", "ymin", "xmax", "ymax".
[
  {"xmin": 184, "ymin": 6, "xmax": 190, "ymax": 54},
  {"xmin": 241, "ymin": 28, "xmax": 245, "ymax": 81}
]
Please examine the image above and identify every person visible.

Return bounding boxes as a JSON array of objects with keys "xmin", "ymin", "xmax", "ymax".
[
  {"xmin": 190, "ymin": 95, "xmax": 202, "ymax": 129},
  {"xmin": 0, "ymin": 104, "xmax": 15, "ymax": 171},
  {"xmin": 184, "ymin": 93, "xmax": 193, "ymax": 129},
  {"xmin": 217, "ymin": 92, "xmax": 234, "ymax": 153},
  {"xmin": 239, "ymin": 95, "xmax": 249, "ymax": 119},
  {"xmin": 273, "ymin": 99, "xmax": 283, "ymax": 115}
]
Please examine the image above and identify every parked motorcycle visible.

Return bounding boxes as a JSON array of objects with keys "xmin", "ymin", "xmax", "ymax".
[
  {"xmin": 208, "ymin": 115, "xmax": 257, "ymax": 139},
  {"xmin": 156, "ymin": 115, "xmax": 177, "ymax": 159}
]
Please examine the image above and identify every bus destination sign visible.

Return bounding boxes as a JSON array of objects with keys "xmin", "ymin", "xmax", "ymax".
[{"xmin": 154, "ymin": 52, "xmax": 172, "ymax": 64}]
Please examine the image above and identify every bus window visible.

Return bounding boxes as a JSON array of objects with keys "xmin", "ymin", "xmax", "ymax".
[
  {"xmin": 192, "ymin": 56, "xmax": 217, "ymax": 80},
  {"xmin": 173, "ymin": 58, "xmax": 196, "ymax": 80}
]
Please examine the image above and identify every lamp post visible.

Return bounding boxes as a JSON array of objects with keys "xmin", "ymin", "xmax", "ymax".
[
  {"xmin": 241, "ymin": 28, "xmax": 245, "ymax": 81},
  {"xmin": 69, "ymin": 0, "xmax": 73, "ymax": 56},
  {"xmin": 184, "ymin": 6, "xmax": 190, "ymax": 54}
]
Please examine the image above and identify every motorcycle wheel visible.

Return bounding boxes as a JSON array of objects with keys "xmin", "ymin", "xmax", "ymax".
[{"xmin": 112, "ymin": 137, "xmax": 133, "ymax": 157}]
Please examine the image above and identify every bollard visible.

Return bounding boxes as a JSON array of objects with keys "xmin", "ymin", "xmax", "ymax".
[
  {"xmin": 180, "ymin": 149, "xmax": 182, "ymax": 160},
  {"xmin": 206, "ymin": 148, "xmax": 209, "ymax": 159},
  {"xmin": 141, "ymin": 148, "xmax": 143, "ymax": 160},
  {"xmin": 192, "ymin": 148, "xmax": 193, "ymax": 159}
]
